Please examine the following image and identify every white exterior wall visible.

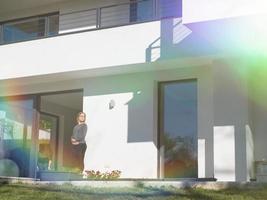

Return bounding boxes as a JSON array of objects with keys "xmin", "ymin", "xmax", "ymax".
[
  {"xmin": 183, "ymin": 0, "xmax": 267, "ymax": 24},
  {"xmin": 213, "ymin": 62, "xmax": 250, "ymax": 182},
  {"xmin": 0, "ymin": 18, "xmax": 162, "ymax": 80},
  {"xmin": 0, "ymin": 64, "xmax": 214, "ymax": 179},
  {"xmin": 82, "ymin": 75, "xmax": 156, "ymax": 178}
]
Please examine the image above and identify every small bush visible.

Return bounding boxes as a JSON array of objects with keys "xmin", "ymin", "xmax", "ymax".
[{"xmin": 85, "ymin": 170, "xmax": 121, "ymax": 179}]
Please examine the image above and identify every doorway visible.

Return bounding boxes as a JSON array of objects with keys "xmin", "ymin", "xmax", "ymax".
[
  {"xmin": 0, "ymin": 90, "xmax": 84, "ymax": 178},
  {"xmin": 159, "ymin": 80, "xmax": 198, "ymax": 179},
  {"xmin": 38, "ymin": 90, "xmax": 83, "ymax": 173}
]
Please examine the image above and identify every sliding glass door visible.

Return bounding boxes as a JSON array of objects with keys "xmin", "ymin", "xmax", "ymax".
[
  {"xmin": 0, "ymin": 97, "xmax": 37, "ymax": 177},
  {"xmin": 159, "ymin": 80, "xmax": 198, "ymax": 178},
  {"xmin": 0, "ymin": 90, "xmax": 83, "ymax": 179}
]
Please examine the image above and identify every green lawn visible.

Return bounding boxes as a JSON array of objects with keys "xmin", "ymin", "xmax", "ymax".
[{"xmin": 0, "ymin": 182, "xmax": 267, "ymax": 200}]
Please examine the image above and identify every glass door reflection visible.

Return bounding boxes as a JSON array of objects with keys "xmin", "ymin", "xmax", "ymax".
[
  {"xmin": 0, "ymin": 98, "xmax": 35, "ymax": 177},
  {"xmin": 159, "ymin": 80, "xmax": 198, "ymax": 178},
  {"xmin": 38, "ymin": 112, "xmax": 58, "ymax": 171}
]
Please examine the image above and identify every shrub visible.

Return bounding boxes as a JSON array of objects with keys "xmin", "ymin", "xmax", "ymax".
[{"xmin": 85, "ymin": 170, "xmax": 121, "ymax": 179}]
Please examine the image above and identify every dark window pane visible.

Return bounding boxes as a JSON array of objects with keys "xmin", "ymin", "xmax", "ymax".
[
  {"xmin": 160, "ymin": 80, "xmax": 198, "ymax": 178},
  {"xmin": 0, "ymin": 99, "xmax": 34, "ymax": 177},
  {"xmin": 38, "ymin": 114, "xmax": 58, "ymax": 171},
  {"xmin": 130, "ymin": 0, "xmax": 138, "ymax": 22},
  {"xmin": 0, "ymin": 25, "xmax": 3, "ymax": 44},
  {"xmin": 130, "ymin": 0, "xmax": 154, "ymax": 22},
  {"xmin": 3, "ymin": 18, "xmax": 45, "ymax": 43},
  {"xmin": 160, "ymin": 0, "xmax": 182, "ymax": 18},
  {"xmin": 48, "ymin": 14, "xmax": 59, "ymax": 36}
]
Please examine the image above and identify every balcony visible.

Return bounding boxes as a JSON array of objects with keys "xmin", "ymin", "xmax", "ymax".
[
  {"xmin": 0, "ymin": 0, "xmax": 182, "ymax": 81},
  {"xmin": 0, "ymin": 0, "xmax": 181, "ymax": 45}
]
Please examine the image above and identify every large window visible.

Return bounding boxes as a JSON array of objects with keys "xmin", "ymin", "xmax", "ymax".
[
  {"xmin": 0, "ymin": 90, "xmax": 83, "ymax": 179},
  {"xmin": 0, "ymin": 13, "xmax": 59, "ymax": 44},
  {"xmin": 159, "ymin": 80, "xmax": 198, "ymax": 178},
  {"xmin": 0, "ymin": 97, "xmax": 36, "ymax": 177}
]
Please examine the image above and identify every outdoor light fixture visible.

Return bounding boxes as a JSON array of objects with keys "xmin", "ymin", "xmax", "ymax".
[{"xmin": 109, "ymin": 99, "xmax": 115, "ymax": 109}]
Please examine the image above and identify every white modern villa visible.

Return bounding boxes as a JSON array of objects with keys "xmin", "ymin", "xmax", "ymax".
[{"xmin": 0, "ymin": 0, "xmax": 267, "ymax": 182}]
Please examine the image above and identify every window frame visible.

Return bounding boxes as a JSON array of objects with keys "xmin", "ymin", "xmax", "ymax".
[
  {"xmin": 0, "ymin": 12, "xmax": 59, "ymax": 44},
  {"xmin": 0, "ymin": 24, "xmax": 3, "ymax": 44}
]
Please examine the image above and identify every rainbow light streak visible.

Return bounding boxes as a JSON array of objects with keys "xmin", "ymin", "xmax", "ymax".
[{"xmin": 183, "ymin": 14, "xmax": 267, "ymax": 111}]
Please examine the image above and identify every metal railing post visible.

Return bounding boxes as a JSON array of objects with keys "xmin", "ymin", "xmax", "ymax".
[
  {"xmin": 153, "ymin": 0, "xmax": 160, "ymax": 19},
  {"xmin": 0, "ymin": 25, "xmax": 3, "ymax": 44},
  {"xmin": 96, "ymin": 8, "xmax": 101, "ymax": 28},
  {"xmin": 45, "ymin": 16, "xmax": 49, "ymax": 37}
]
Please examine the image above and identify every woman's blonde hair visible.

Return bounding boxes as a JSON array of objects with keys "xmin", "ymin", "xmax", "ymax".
[{"xmin": 76, "ymin": 112, "xmax": 86, "ymax": 123}]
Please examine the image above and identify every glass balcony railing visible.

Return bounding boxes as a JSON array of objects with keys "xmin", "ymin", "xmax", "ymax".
[{"xmin": 0, "ymin": 0, "xmax": 181, "ymax": 45}]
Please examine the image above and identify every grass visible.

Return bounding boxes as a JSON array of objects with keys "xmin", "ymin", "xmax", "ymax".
[{"xmin": 0, "ymin": 182, "xmax": 267, "ymax": 200}]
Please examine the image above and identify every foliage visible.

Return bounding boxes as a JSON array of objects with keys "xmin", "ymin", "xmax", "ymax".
[
  {"xmin": 39, "ymin": 119, "xmax": 52, "ymax": 131},
  {"xmin": 84, "ymin": 170, "xmax": 121, "ymax": 179}
]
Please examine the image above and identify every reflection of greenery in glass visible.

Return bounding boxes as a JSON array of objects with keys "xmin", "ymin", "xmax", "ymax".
[
  {"xmin": 38, "ymin": 119, "xmax": 53, "ymax": 170},
  {"xmin": 164, "ymin": 133, "xmax": 195, "ymax": 160},
  {"xmin": 40, "ymin": 119, "xmax": 52, "ymax": 131},
  {"xmin": 0, "ymin": 119, "xmax": 14, "ymax": 139},
  {"xmin": 163, "ymin": 133, "xmax": 197, "ymax": 178}
]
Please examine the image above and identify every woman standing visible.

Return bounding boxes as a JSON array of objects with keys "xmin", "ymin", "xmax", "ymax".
[{"xmin": 71, "ymin": 112, "xmax": 87, "ymax": 175}]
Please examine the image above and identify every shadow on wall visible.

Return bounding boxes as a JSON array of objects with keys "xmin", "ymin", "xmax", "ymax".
[
  {"xmin": 83, "ymin": 80, "xmax": 156, "ymax": 147},
  {"xmin": 145, "ymin": 16, "xmax": 257, "ymax": 62},
  {"xmin": 126, "ymin": 90, "xmax": 154, "ymax": 143}
]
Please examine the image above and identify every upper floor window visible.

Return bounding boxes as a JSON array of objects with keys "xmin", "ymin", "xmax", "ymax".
[
  {"xmin": 159, "ymin": 0, "xmax": 182, "ymax": 19},
  {"xmin": 129, "ymin": 0, "xmax": 154, "ymax": 23},
  {"xmin": 0, "ymin": 13, "xmax": 59, "ymax": 44},
  {"xmin": 128, "ymin": 0, "xmax": 181, "ymax": 23}
]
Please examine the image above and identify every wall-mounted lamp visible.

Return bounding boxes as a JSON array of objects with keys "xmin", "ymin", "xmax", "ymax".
[{"xmin": 109, "ymin": 99, "xmax": 115, "ymax": 109}]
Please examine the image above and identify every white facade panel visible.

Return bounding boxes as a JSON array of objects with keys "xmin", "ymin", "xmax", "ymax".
[
  {"xmin": 183, "ymin": 0, "xmax": 267, "ymax": 24},
  {"xmin": 198, "ymin": 139, "xmax": 205, "ymax": 178},
  {"xmin": 0, "ymin": 19, "xmax": 162, "ymax": 80},
  {"xmin": 214, "ymin": 126, "xmax": 235, "ymax": 181}
]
